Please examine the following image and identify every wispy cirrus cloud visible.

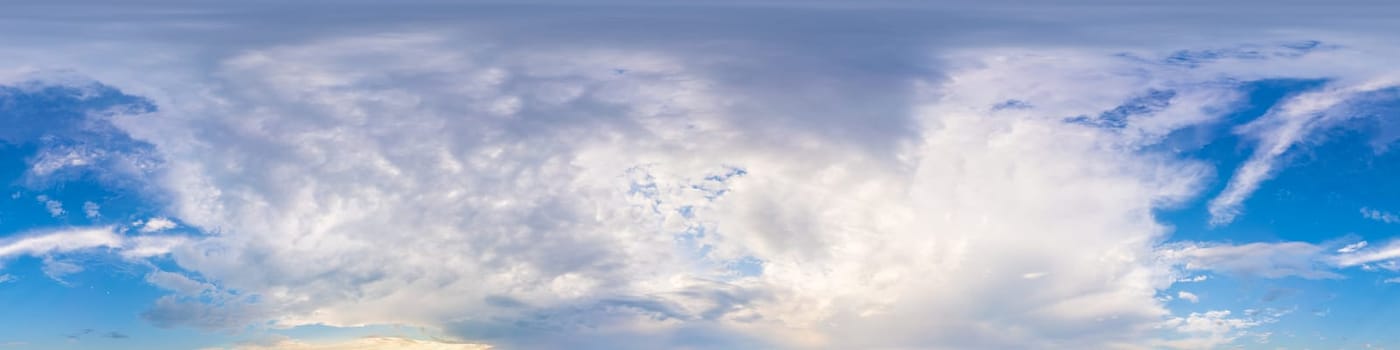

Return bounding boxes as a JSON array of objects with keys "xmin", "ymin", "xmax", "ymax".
[{"xmin": 0, "ymin": 226, "xmax": 188, "ymax": 281}]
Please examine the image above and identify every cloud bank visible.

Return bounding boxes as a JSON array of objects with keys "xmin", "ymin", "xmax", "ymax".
[{"xmin": 3, "ymin": 3, "xmax": 1400, "ymax": 349}]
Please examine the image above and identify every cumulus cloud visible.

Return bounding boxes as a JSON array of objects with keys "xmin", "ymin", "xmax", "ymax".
[
  {"xmin": 3, "ymin": 5, "xmax": 1400, "ymax": 348},
  {"xmin": 83, "ymin": 201, "xmax": 101, "ymax": 219},
  {"xmin": 96, "ymin": 37, "xmax": 1362, "ymax": 349},
  {"xmin": 1152, "ymin": 309, "xmax": 1283, "ymax": 349},
  {"xmin": 138, "ymin": 217, "xmax": 178, "ymax": 233},
  {"xmin": 1177, "ymin": 291, "xmax": 1199, "ymax": 303},
  {"xmin": 34, "ymin": 195, "xmax": 65, "ymax": 217}
]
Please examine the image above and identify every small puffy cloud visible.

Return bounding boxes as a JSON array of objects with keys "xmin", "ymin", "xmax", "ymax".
[
  {"xmin": 1178, "ymin": 291, "xmax": 1200, "ymax": 303},
  {"xmin": 138, "ymin": 217, "xmax": 178, "ymax": 233},
  {"xmin": 35, "ymin": 194, "xmax": 64, "ymax": 217},
  {"xmin": 0, "ymin": 274, "xmax": 14, "ymax": 284},
  {"xmin": 83, "ymin": 201, "xmax": 101, "ymax": 219},
  {"xmin": 1362, "ymin": 207, "xmax": 1400, "ymax": 224},
  {"xmin": 1154, "ymin": 309, "xmax": 1281, "ymax": 349}
]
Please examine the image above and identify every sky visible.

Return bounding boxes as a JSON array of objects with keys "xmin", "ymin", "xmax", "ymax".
[{"xmin": 3, "ymin": 1, "xmax": 1400, "ymax": 349}]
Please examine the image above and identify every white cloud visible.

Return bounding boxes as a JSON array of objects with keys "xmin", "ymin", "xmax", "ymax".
[
  {"xmin": 1362, "ymin": 207, "xmax": 1400, "ymax": 224},
  {"xmin": 1209, "ymin": 78, "xmax": 1400, "ymax": 225},
  {"xmin": 139, "ymin": 217, "xmax": 178, "ymax": 233},
  {"xmin": 0, "ymin": 274, "xmax": 14, "ymax": 284},
  {"xmin": 0, "ymin": 226, "xmax": 185, "ymax": 275},
  {"xmin": 1153, "ymin": 309, "xmax": 1286, "ymax": 349},
  {"xmin": 121, "ymin": 235, "xmax": 189, "ymax": 259},
  {"xmin": 1384, "ymin": 277, "xmax": 1400, "ymax": 284},
  {"xmin": 1332, "ymin": 240, "xmax": 1400, "ymax": 268},
  {"xmin": 35, "ymin": 194, "xmax": 64, "ymax": 217},
  {"xmin": 1339, "ymin": 241, "xmax": 1370, "ymax": 253},
  {"xmin": 83, "ymin": 201, "xmax": 101, "ymax": 219},
  {"xmin": 1176, "ymin": 275, "xmax": 1209, "ymax": 283},
  {"xmin": 1159, "ymin": 241, "xmax": 1342, "ymax": 279},
  {"xmin": 0, "ymin": 227, "xmax": 122, "ymax": 259},
  {"xmin": 41, "ymin": 257, "xmax": 84, "ymax": 284},
  {"xmin": 1177, "ymin": 291, "xmax": 1199, "ymax": 303},
  {"xmin": 29, "ymin": 147, "xmax": 104, "ymax": 177},
  {"xmin": 145, "ymin": 270, "xmax": 213, "ymax": 297}
]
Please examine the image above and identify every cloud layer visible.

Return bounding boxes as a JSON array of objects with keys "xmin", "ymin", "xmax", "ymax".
[
  {"xmin": 90, "ymin": 37, "xmax": 1383, "ymax": 348},
  {"xmin": 3, "ymin": 4, "xmax": 1400, "ymax": 348}
]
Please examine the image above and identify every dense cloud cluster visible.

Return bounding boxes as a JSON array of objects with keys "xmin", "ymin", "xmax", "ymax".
[{"xmin": 3, "ymin": 3, "xmax": 1400, "ymax": 348}]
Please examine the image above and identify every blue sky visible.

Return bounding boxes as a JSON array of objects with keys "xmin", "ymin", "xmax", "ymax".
[{"xmin": 5, "ymin": 1, "xmax": 1400, "ymax": 349}]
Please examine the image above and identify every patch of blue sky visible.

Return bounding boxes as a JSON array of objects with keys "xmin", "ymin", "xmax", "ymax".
[
  {"xmin": 0, "ymin": 81, "xmax": 155, "ymax": 143},
  {"xmin": 1153, "ymin": 77, "xmax": 1400, "ymax": 347},
  {"xmin": 0, "ymin": 255, "xmax": 238, "ymax": 350},
  {"xmin": 724, "ymin": 256, "xmax": 764, "ymax": 278},
  {"xmin": 1155, "ymin": 78, "xmax": 1331, "ymax": 242},
  {"xmin": 0, "ymin": 81, "xmax": 226, "ymax": 349}
]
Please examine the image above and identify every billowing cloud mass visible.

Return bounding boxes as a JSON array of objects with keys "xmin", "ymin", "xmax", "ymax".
[
  {"xmin": 3, "ymin": 2, "xmax": 1400, "ymax": 349},
  {"xmin": 36, "ymin": 37, "xmax": 1367, "ymax": 349}
]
